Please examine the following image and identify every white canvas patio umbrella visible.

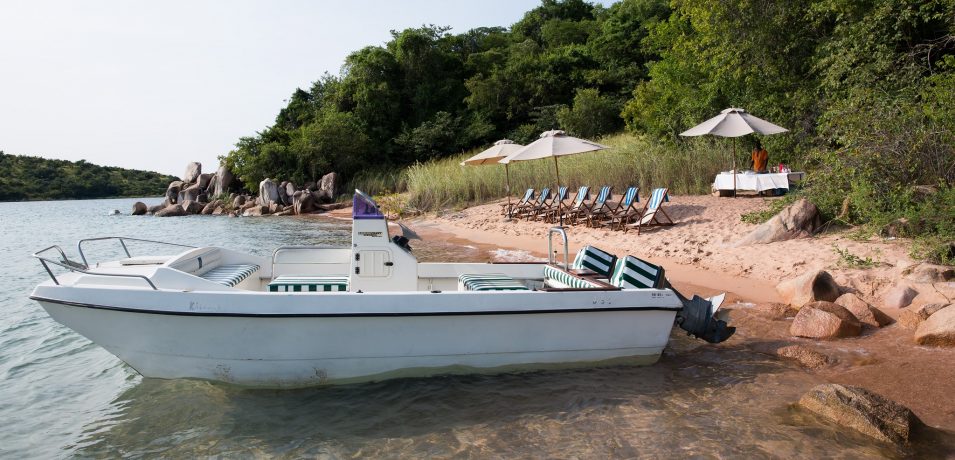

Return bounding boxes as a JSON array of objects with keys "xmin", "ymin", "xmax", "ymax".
[
  {"xmin": 461, "ymin": 139, "xmax": 524, "ymax": 218},
  {"xmin": 500, "ymin": 130, "xmax": 609, "ymax": 225},
  {"xmin": 679, "ymin": 108, "xmax": 788, "ymax": 195}
]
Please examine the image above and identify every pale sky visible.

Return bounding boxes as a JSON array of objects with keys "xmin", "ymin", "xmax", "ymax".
[{"xmin": 0, "ymin": 0, "xmax": 601, "ymax": 178}]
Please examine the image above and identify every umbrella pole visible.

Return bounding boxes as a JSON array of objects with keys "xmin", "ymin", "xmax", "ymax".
[
  {"xmin": 554, "ymin": 156, "xmax": 563, "ymax": 227},
  {"xmin": 505, "ymin": 163, "xmax": 513, "ymax": 220},
  {"xmin": 733, "ymin": 138, "xmax": 737, "ymax": 198}
]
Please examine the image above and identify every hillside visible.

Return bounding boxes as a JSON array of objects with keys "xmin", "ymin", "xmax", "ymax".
[{"xmin": 0, "ymin": 152, "xmax": 178, "ymax": 201}]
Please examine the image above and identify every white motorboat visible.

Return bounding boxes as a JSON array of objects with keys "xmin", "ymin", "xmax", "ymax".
[{"xmin": 31, "ymin": 191, "xmax": 733, "ymax": 387}]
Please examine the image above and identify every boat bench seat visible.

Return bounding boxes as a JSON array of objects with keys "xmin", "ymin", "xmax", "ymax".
[
  {"xmin": 268, "ymin": 275, "xmax": 349, "ymax": 292},
  {"xmin": 199, "ymin": 264, "xmax": 260, "ymax": 287},
  {"xmin": 543, "ymin": 265, "xmax": 604, "ymax": 289},
  {"xmin": 458, "ymin": 273, "xmax": 529, "ymax": 291}
]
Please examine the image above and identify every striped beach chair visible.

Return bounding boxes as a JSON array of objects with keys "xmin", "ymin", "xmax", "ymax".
[
  {"xmin": 571, "ymin": 245, "xmax": 618, "ymax": 278},
  {"xmin": 501, "ymin": 188, "xmax": 535, "ymax": 217},
  {"xmin": 531, "ymin": 186, "xmax": 567, "ymax": 221},
  {"xmin": 592, "ymin": 186, "xmax": 639, "ymax": 228},
  {"xmin": 518, "ymin": 187, "xmax": 551, "ymax": 219},
  {"xmin": 573, "ymin": 186, "xmax": 611, "ymax": 225},
  {"xmin": 626, "ymin": 187, "xmax": 674, "ymax": 234},
  {"xmin": 551, "ymin": 185, "xmax": 589, "ymax": 223},
  {"xmin": 610, "ymin": 256, "xmax": 666, "ymax": 289}
]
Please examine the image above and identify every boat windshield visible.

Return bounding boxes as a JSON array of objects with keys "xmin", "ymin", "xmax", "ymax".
[{"xmin": 352, "ymin": 190, "xmax": 384, "ymax": 220}]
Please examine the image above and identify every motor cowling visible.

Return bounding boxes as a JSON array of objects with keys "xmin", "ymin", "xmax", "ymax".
[{"xmin": 669, "ymin": 285, "xmax": 736, "ymax": 344}]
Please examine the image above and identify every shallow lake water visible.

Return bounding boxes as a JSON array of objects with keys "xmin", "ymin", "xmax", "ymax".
[{"xmin": 0, "ymin": 198, "xmax": 950, "ymax": 458}]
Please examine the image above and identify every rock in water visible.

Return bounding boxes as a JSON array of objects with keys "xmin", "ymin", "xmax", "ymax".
[
  {"xmin": 258, "ymin": 178, "xmax": 280, "ymax": 207},
  {"xmin": 899, "ymin": 303, "xmax": 950, "ymax": 329},
  {"xmin": 242, "ymin": 205, "xmax": 270, "ymax": 217},
  {"xmin": 201, "ymin": 200, "xmax": 221, "ymax": 215},
  {"xmin": 155, "ymin": 204, "xmax": 186, "ymax": 217},
  {"xmin": 180, "ymin": 200, "xmax": 204, "ymax": 214},
  {"xmin": 147, "ymin": 204, "xmax": 164, "ymax": 214},
  {"xmin": 777, "ymin": 270, "xmax": 841, "ymax": 307},
  {"xmin": 914, "ymin": 305, "xmax": 955, "ymax": 346},
  {"xmin": 798, "ymin": 384, "xmax": 921, "ymax": 445},
  {"xmin": 835, "ymin": 293, "xmax": 892, "ymax": 328},
  {"xmin": 131, "ymin": 202, "xmax": 147, "ymax": 216},
  {"xmin": 790, "ymin": 301, "xmax": 862, "ymax": 339},
  {"xmin": 734, "ymin": 198, "xmax": 822, "ymax": 246},
  {"xmin": 752, "ymin": 302, "xmax": 799, "ymax": 320},
  {"xmin": 213, "ymin": 165, "xmax": 234, "ymax": 197},
  {"xmin": 183, "ymin": 162, "xmax": 201, "ymax": 184},
  {"xmin": 883, "ymin": 284, "xmax": 918, "ymax": 309},
  {"xmin": 165, "ymin": 181, "xmax": 183, "ymax": 205},
  {"xmin": 776, "ymin": 345, "xmax": 830, "ymax": 368}
]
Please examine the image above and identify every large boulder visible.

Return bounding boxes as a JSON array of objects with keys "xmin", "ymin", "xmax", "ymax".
[
  {"xmin": 883, "ymin": 284, "xmax": 918, "ymax": 309},
  {"xmin": 180, "ymin": 200, "xmax": 204, "ymax": 214},
  {"xmin": 147, "ymin": 203, "xmax": 165, "ymax": 214},
  {"xmin": 269, "ymin": 203, "xmax": 285, "ymax": 214},
  {"xmin": 165, "ymin": 181, "xmax": 183, "ymax": 205},
  {"xmin": 798, "ymin": 384, "xmax": 922, "ymax": 446},
  {"xmin": 258, "ymin": 178, "xmax": 280, "ymax": 207},
  {"xmin": 201, "ymin": 200, "xmax": 222, "ymax": 215},
  {"xmin": 899, "ymin": 303, "xmax": 950, "ymax": 329},
  {"xmin": 790, "ymin": 301, "xmax": 862, "ymax": 339},
  {"xmin": 212, "ymin": 165, "xmax": 234, "ymax": 197},
  {"xmin": 131, "ymin": 201, "xmax": 147, "ymax": 216},
  {"xmin": 835, "ymin": 293, "xmax": 892, "ymax": 328},
  {"xmin": 777, "ymin": 270, "xmax": 841, "ymax": 307},
  {"xmin": 155, "ymin": 204, "xmax": 186, "ymax": 217},
  {"xmin": 292, "ymin": 190, "xmax": 316, "ymax": 215},
  {"xmin": 278, "ymin": 181, "xmax": 291, "ymax": 206},
  {"xmin": 913, "ymin": 305, "xmax": 955, "ymax": 346},
  {"xmin": 183, "ymin": 162, "xmax": 201, "ymax": 184},
  {"xmin": 197, "ymin": 173, "xmax": 214, "ymax": 191},
  {"xmin": 776, "ymin": 344, "xmax": 830, "ymax": 369},
  {"xmin": 242, "ymin": 205, "xmax": 270, "ymax": 217},
  {"xmin": 179, "ymin": 184, "xmax": 203, "ymax": 203},
  {"xmin": 734, "ymin": 198, "xmax": 822, "ymax": 246},
  {"xmin": 315, "ymin": 172, "xmax": 339, "ymax": 203},
  {"xmin": 232, "ymin": 195, "xmax": 247, "ymax": 208}
]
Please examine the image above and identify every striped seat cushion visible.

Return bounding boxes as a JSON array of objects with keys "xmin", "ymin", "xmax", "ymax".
[
  {"xmin": 543, "ymin": 265, "xmax": 603, "ymax": 289},
  {"xmin": 268, "ymin": 275, "xmax": 349, "ymax": 292},
  {"xmin": 200, "ymin": 264, "xmax": 259, "ymax": 287},
  {"xmin": 459, "ymin": 273, "xmax": 529, "ymax": 291},
  {"xmin": 571, "ymin": 246, "xmax": 617, "ymax": 277},
  {"xmin": 610, "ymin": 256, "xmax": 665, "ymax": 289}
]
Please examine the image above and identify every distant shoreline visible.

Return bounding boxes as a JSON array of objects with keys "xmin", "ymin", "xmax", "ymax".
[{"xmin": 0, "ymin": 195, "xmax": 164, "ymax": 204}]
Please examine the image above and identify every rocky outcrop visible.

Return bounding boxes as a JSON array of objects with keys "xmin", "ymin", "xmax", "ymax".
[
  {"xmin": 913, "ymin": 305, "xmax": 955, "ymax": 346},
  {"xmin": 899, "ymin": 303, "xmax": 950, "ymax": 329},
  {"xmin": 315, "ymin": 172, "xmax": 339, "ymax": 203},
  {"xmin": 790, "ymin": 301, "xmax": 862, "ymax": 339},
  {"xmin": 147, "ymin": 204, "xmax": 164, "ymax": 214},
  {"xmin": 179, "ymin": 184, "xmax": 203, "ymax": 203},
  {"xmin": 183, "ymin": 162, "xmax": 201, "ymax": 184},
  {"xmin": 232, "ymin": 195, "xmax": 246, "ymax": 208},
  {"xmin": 292, "ymin": 190, "xmax": 316, "ymax": 215},
  {"xmin": 278, "ymin": 181, "xmax": 291, "ymax": 206},
  {"xmin": 258, "ymin": 179, "xmax": 280, "ymax": 207},
  {"xmin": 835, "ymin": 293, "xmax": 892, "ymax": 328},
  {"xmin": 284, "ymin": 182, "xmax": 296, "ymax": 204},
  {"xmin": 777, "ymin": 270, "xmax": 841, "ymax": 307},
  {"xmin": 242, "ymin": 205, "xmax": 270, "ymax": 217},
  {"xmin": 212, "ymin": 165, "xmax": 233, "ymax": 197},
  {"xmin": 798, "ymin": 384, "xmax": 921, "ymax": 446},
  {"xmin": 155, "ymin": 204, "xmax": 186, "ymax": 217},
  {"xmin": 197, "ymin": 173, "xmax": 213, "ymax": 191},
  {"xmin": 777, "ymin": 344, "xmax": 830, "ymax": 368},
  {"xmin": 165, "ymin": 181, "xmax": 183, "ymax": 205},
  {"xmin": 180, "ymin": 200, "xmax": 204, "ymax": 214},
  {"xmin": 131, "ymin": 202, "xmax": 147, "ymax": 216},
  {"xmin": 883, "ymin": 284, "xmax": 918, "ymax": 309},
  {"xmin": 201, "ymin": 200, "xmax": 222, "ymax": 215},
  {"xmin": 734, "ymin": 198, "xmax": 822, "ymax": 246}
]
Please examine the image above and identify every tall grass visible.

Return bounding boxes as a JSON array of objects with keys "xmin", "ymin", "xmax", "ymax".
[{"xmin": 397, "ymin": 133, "xmax": 733, "ymax": 211}]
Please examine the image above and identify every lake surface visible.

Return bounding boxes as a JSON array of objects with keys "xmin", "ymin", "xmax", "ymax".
[{"xmin": 0, "ymin": 198, "xmax": 948, "ymax": 458}]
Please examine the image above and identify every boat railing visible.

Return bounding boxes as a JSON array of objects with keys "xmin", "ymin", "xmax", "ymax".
[
  {"xmin": 77, "ymin": 237, "xmax": 196, "ymax": 268},
  {"xmin": 32, "ymin": 245, "xmax": 159, "ymax": 290},
  {"xmin": 547, "ymin": 226, "xmax": 569, "ymax": 270}
]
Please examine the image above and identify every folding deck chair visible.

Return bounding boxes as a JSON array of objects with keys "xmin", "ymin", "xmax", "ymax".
[{"xmin": 625, "ymin": 187, "xmax": 674, "ymax": 234}]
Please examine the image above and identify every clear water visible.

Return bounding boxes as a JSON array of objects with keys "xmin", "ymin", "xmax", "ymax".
[{"xmin": 0, "ymin": 198, "xmax": 948, "ymax": 458}]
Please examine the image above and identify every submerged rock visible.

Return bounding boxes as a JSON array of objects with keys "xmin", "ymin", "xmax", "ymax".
[
  {"xmin": 790, "ymin": 301, "xmax": 862, "ymax": 339},
  {"xmin": 777, "ymin": 345, "xmax": 830, "ymax": 369},
  {"xmin": 798, "ymin": 384, "xmax": 921, "ymax": 446},
  {"xmin": 777, "ymin": 270, "xmax": 841, "ymax": 307},
  {"xmin": 913, "ymin": 305, "xmax": 955, "ymax": 346},
  {"xmin": 155, "ymin": 204, "xmax": 186, "ymax": 217},
  {"xmin": 752, "ymin": 302, "xmax": 799, "ymax": 320},
  {"xmin": 131, "ymin": 201, "xmax": 147, "ymax": 216},
  {"xmin": 734, "ymin": 198, "xmax": 822, "ymax": 246}
]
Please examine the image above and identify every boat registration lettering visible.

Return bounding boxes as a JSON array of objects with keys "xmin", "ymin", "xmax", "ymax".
[
  {"xmin": 592, "ymin": 299, "xmax": 611, "ymax": 305},
  {"xmin": 187, "ymin": 301, "xmax": 218, "ymax": 312},
  {"xmin": 358, "ymin": 231, "xmax": 383, "ymax": 238}
]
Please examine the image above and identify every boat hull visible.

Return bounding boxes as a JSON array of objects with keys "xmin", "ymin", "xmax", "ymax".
[{"xmin": 35, "ymin": 294, "xmax": 678, "ymax": 387}]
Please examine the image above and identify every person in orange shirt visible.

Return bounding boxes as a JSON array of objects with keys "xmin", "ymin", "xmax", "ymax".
[{"xmin": 751, "ymin": 140, "xmax": 768, "ymax": 173}]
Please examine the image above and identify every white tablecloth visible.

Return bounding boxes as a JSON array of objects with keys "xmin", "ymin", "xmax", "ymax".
[{"xmin": 713, "ymin": 172, "xmax": 803, "ymax": 192}]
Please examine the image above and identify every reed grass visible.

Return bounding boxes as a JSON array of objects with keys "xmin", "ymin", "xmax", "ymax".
[{"xmin": 390, "ymin": 133, "xmax": 733, "ymax": 211}]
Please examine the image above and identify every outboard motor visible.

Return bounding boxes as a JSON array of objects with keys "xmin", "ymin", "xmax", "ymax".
[{"xmin": 668, "ymin": 283, "xmax": 736, "ymax": 344}]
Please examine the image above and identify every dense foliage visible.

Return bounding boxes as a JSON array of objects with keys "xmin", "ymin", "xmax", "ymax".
[
  {"xmin": 0, "ymin": 152, "xmax": 177, "ymax": 201},
  {"xmin": 224, "ymin": 0, "xmax": 954, "ymax": 259}
]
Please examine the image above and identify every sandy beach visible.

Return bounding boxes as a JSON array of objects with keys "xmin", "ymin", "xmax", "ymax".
[{"xmin": 396, "ymin": 194, "xmax": 955, "ymax": 432}]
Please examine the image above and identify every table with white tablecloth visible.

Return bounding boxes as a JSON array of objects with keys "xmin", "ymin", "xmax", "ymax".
[{"xmin": 713, "ymin": 172, "xmax": 805, "ymax": 192}]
